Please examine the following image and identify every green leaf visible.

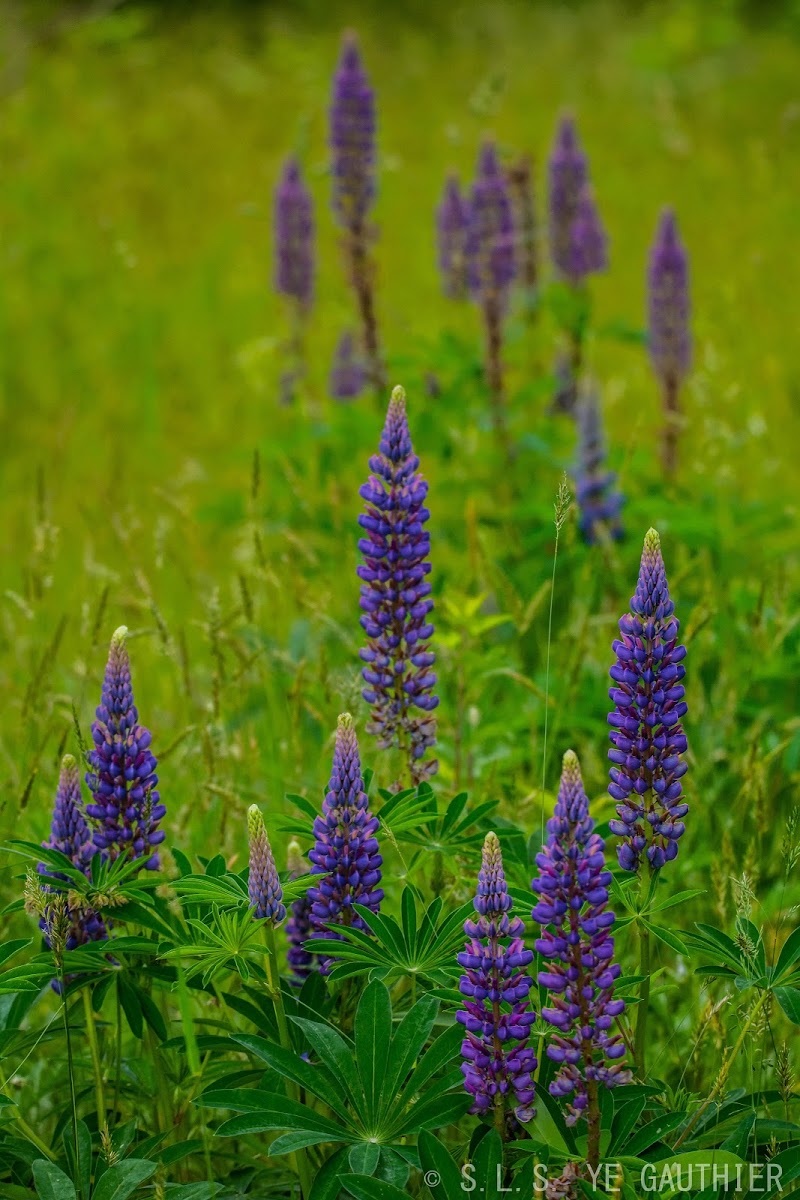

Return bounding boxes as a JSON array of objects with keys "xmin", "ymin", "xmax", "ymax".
[
  {"xmin": 31, "ymin": 1162, "xmax": 76, "ymax": 1200},
  {"xmin": 649, "ymin": 890, "xmax": 707, "ymax": 914},
  {"xmin": 774, "ymin": 986, "xmax": 800, "ymax": 1024},
  {"xmin": 92, "ymin": 1160, "xmax": 157, "ymax": 1200},
  {"xmin": 63, "ymin": 1119, "xmax": 91, "ymax": 1200},
  {"xmin": 624, "ymin": 1112, "xmax": 687, "ymax": 1157},
  {"xmin": 354, "ymin": 981, "xmax": 392, "ymax": 1120},
  {"xmin": 418, "ymin": 1129, "xmax": 465, "ymax": 1199},
  {"xmin": 349, "ymin": 1143, "xmax": 380, "ymax": 1175},
  {"xmin": 215, "ymin": 1096, "xmax": 349, "ymax": 1143},
  {"xmin": 471, "ymin": 1128, "xmax": 503, "ymax": 1200},
  {"xmin": 395, "ymin": 1021, "xmax": 463, "ymax": 1107},
  {"xmin": 289, "ymin": 1016, "xmax": 364, "ymax": 1117},
  {"xmin": 642, "ymin": 921, "xmax": 688, "ymax": 957},
  {"xmin": 307, "ymin": 1147, "xmax": 351, "ymax": 1200},
  {"xmin": 340, "ymin": 1176, "xmax": 409, "ymax": 1200},
  {"xmin": 720, "ymin": 1113, "xmax": 756, "ymax": 1158},
  {"xmin": 609, "ymin": 1096, "xmax": 647, "ymax": 1155},
  {"xmin": 117, "ymin": 976, "xmax": 143, "ymax": 1039},
  {"xmin": 380, "ymin": 994, "xmax": 439, "ymax": 1116},
  {"xmin": 231, "ymin": 1034, "xmax": 339, "ymax": 1108},
  {"xmin": 775, "ymin": 924, "xmax": 800, "ymax": 982}
]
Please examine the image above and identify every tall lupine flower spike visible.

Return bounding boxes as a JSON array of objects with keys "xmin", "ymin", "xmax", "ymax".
[
  {"xmin": 330, "ymin": 33, "xmax": 384, "ymax": 388},
  {"xmin": 274, "ymin": 157, "xmax": 314, "ymax": 311},
  {"xmin": 358, "ymin": 386, "xmax": 438, "ymax": 784},
  {"xmin": 466, "ymin": 140, "xmax": 516, "ymax": 451},
  {"xmin": 532, "ymin": 751, "xmax": 630, "ymax": 1158},
  {"xmin": 648, "ymin": 209, "xmax": 691, "ymax": 474},
  {"xmin": 457, "ymin": 831, "xmax": 536, "ymax": 1134},
  {"xmin": 607, "ymin": 529, "xmax": 688, "ymax": 871},
  {"xmin": 308, "ymin": 715, "xmax": 383, "ymax": 963},
  {"xmin": 85, "ymin": 627, "xmax": 165, "ymax": 869},
  {"xmin": 548, "ymin": 115, "xmax": 588, "ymax": 279},
  {"xmin": 506, "ymin": 154, "xmax": 538, "ymax": 302},
  {"xmin": 247, "ymin": 806, "xmax": 285, "ymax": 923},
  {"xmin": 574, "ymin": 386, "xmax": 624, "ymax": 545},
  {"xmin": 329, "ymin": 331, "xmax": 366, "ymax": 401},
  {"xmin": 437, "ymin": 174, "xmax": 470, "ymax": 300},
  {"xmin": 286, "ymin": 838, "xmax": 313, "ymax": 983},
  {"xmin": 567, "ymin": 185, "xmax": 608, "ymax": 284},
  {"xmin": 39, "ymin": 755, "xmax": 107, "ymax": 955}
]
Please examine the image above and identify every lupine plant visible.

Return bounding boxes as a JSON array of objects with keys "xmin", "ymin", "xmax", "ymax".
[
  {"xmin": 329, "ymin": 329, "xmax": 366, "ymax": 400},
  {"xmin": 648, "ymin": 208, "xmax": 692, "ymax": 474},
  {"xmin": 273, "ymin": 156, "xmax": 314, "ymax": 399},
  {"xmin": 358, "ymin": 385, "xmax": 439, "ymax": 784},
  {"xmin": 466, "ymin": 140, "xmax": 516, "ymax": 450},
  {"xmin": 574, "ymin": 384, "xmax": 624, "ymax": 544},
  {"xmin": 436, "ymin": 173, "xmax": 470, "ymax": 300},
  {"xmin": 329, "ymin": 33, "xmax": 384, "ymax": 389},
  {"xmin": 506, "ymin": 153, "xmax": 538, "ymax": 306}
]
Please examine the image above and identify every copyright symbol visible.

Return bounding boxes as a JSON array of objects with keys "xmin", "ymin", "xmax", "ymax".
[{"xmin": 424, "ymin": 1170, "xmax": 441, "ymax": 1187}]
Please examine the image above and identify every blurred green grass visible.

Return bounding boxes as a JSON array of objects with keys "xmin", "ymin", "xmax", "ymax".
[{"xmin": 0, "ymin": 0, "xmax": 798, "ymax": 932}]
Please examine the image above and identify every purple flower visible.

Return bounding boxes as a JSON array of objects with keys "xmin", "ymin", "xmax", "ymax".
[
  {"xmin": 358, "ymin": 386, "xmax": 438, "ymax": 783},
  {"xmin": 607, "ymin": 530, "xmax": 688, "ymax": 872},
  {"xmin": 274, "ymin": 157, "xmax": 314, "ymax": 310},
  {"xmin": 437, "ymin": 174, "xmax": 470, "ymax": 300},
  {"xmin": 307, "ymin": 715, "xmax": 383, "ymax": 962},
  {"xmin": 247, "ymin": 805, "xmax": 285, "ymax": 924},
  {"xmin": 466, "ymin": 141, "xmax": 516, "ymax": 304},
  {"xmin": 330, "ymin": 33, "xmax": 376, "ymax": 230},
  {"xmin": 574, "ymin": 387, "xmax": 624, "ymax": 544},
  {"xmin": 457, "ymin": 831, "xmax": 537, "ymax": 1127},
  {"xmin": 532, "ymin": 751, "xmax": 631, "ymax": 1125},
  {"xmin": 85, "ymin": 627, "xmax": 165, "ymax": 870},
  {"xmin": 286, "ymin": 838, "xmax": 313, "ymax": 984},
  {"xmin": 39, "ymin": 755, "xmax": 106, "ymax": 956},
  {"xmin": 549, "ymin": 115, "xmax": 588, "ymax": 279},
  {"xmin": 329, "ymin": 331, "xmax": 366, "ymax": 400},
  {"xmin": 567, "ymin": 185, "xmax": 607, "ymax": 284},
  {"xmin": 648, "ymin": 208, "xmax": 691, "ymax": 386}
]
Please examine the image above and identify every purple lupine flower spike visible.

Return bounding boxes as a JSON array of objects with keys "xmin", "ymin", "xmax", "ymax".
[
  {"xmin": 437, "ymin": 174, "xmax": 470, "ymax": 300},
  {"xmin": 307, "ymin": 715, "xmax": 383, "ymax": 966},
  {"xmin": 457, "ymin": 831, "xmax": 537, "ymax": 1129},
  {"xmin": 40, "ymin": 755, "xmax": 106, "ymax": 958},
  {"xmin": 648, "ymin": 209, "xmax": 690, "ymax": 387},
  {"xmin": 532, "ymin": 751, "xmax": 631, "ymax": 1127},
  {"xmin": 648, "ymin": 210, "xmax": 691, "ymax": 474},
  {"xmin": 466, "ymin": 141, "xmax": 515, "ymax": 304},
  {"xmin": 358, "ymin": 386, "xmax": 438, "ymax": 784},
  {"xmin": 85, "ymin": 627, "xmax": 165, "ymax": 869},
  {"xmin": 274, "ymin": 157, "xmax": 314, "ymax": 310},
  {"xmin": 330, "ymin": 33, "xmax": 376, "ymax": 229},
  {"xmin": 286, "ymin": 838, "xmax": 313, "ymax": 983},
  {"xmin": 567, "ymin": 184, "xmax": 608, "ymax": 284},
  {"xmin": 574, "ymin": 387, "xmax": 624, "ymax": 545},
  {"xmin": 548, "ymin": 115, "xmax": 588, "ymax": 278},
  {"xmin": 607, "ymin": 530, "xmax": 688, "ymax": 871},
  {"xmin": 329, "ymin": 331, "xmax": 366, "ymax": 401},
  {"xmin": 247, "ymin": 806, "xmax": 285, "ymax": 923},
  {"xmin": 506, "ymin": 154, "xmax": 538, "ymax": 298}
]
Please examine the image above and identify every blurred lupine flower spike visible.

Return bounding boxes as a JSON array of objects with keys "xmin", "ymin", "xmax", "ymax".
[
  {"xmin": 437, "ymin": 173, "xmax": 470, "ymax": 300},
  {"xmin": 548, "ymin": 114, "xmax": 588, "ymax": 278},
  {"xmin": 39, "ymin": 756, "xmax": 107, "ymax": 970},
  {"xmin": 358, "ymin": 386, "xmax": 438, "ymax": 783},
  {"xmin": 247, "ymin": 806, "xmax": 285, "ymax": 924},
  {"xmin": 330, "ymin": 32, "xmax": 377, "ymax": 229},
  {"xmin": 532, "ymin": 751, "xmax": 631, "ymax": 1126},
  {"xmin": 574, "ymin": 387, "xmax": 624, "ymax": 544},
  {"xmin": 567, "ymin": 184, "xmax": 608, "ymax": 284},
  {"xmin": 274, "ymin": 156, "xmax": 315, "ymax": 310},
  {"xmin": 286, "ymin": 838, "xmax": 313, "ymax": 983},
  {"xmin": 329, "ymin": 331, "xmax": 366, "ymax": 401},
  {"xmin": 307, "ymin": 714, "xmax": 384, "ymax": 964},
  {"xmin": 607, "ymin": 530, "xmax": 689, "ymax": 871},
  {"xmin": 457, "ymin": 831, "xmax": 537, "ymax": 1129},
  {"xmin": 85, "ymin": 627, "xmax": 166, "ymax": 870},
  {"xmin": 466, "ymin": 140, "xmax": 516, "ymax": 304},
  {"xmin": 648, "ymin": 209, "xmax": 691, "ymax": 474},
  {"xmin": 506, "ymin": 153, "xmax": 538, "ymax": 296}
]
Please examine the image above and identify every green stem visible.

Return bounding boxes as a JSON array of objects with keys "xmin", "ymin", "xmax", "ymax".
[
  {"xmin": 635, "ymin": 918, "xmax": 651, "ymax": 1078},
  {"xmin": 673, "ymin": 990, "xmax": 769, "ymax": 1151},
  {"xmin": 112, "ymin": 984, "xmax": 122, "ymax": 1121},
  {"xmin": 0, "ymin": 1067, "xmax": 56, "ymax": 1161},
  {"xmin": 60, "ymin": 980, "xmax": 84, "ymax": 1200},
  {"xmin": 82, "ymin": 988, "xmax": 106, "ymax": 1131},
  {"xmin": 263, "ymin": 921, "xmax": 313, "ymax": 1200}
]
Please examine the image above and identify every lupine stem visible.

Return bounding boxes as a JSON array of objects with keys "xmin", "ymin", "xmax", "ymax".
[
  {"xmin": 263, "ymin": 921, "xmax": 313, "ymax": 1200},
  {"xmin": 635, "ymin": 918, "xmax": 651, "ymax": 1078},
  {"xmin": 82, "ymin": 987, "xmax": 106, "ymax": 1129}
]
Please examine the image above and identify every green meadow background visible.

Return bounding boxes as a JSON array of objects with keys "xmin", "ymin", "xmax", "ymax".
[{"xmin": 1, "ymin": 0, "xmax": 798, "ymax": 930}]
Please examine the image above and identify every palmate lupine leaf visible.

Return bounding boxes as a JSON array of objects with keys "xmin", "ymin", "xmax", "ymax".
[
  {"xmin": 172, "ymin": 870, "xmax": 310, "ymax": 911},
  {"xmin": 160, "ymin": 905, "xmax": 268, "ymax": 986},
  {"xmin": 305, "ymin": 889, "xmax": 474, "ymax": 984},
  {"xmin": 380, "ymin": 787, "xmax": 498, "ymax": 856},
  {"xmin": 203, "ymin": 981, "xmax": 467, "ymax": 1154}
]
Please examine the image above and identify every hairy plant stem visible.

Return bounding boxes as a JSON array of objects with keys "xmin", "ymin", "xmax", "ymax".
[
  {"xmin": 634, "ymin": 868, "xmax": 658, "ymax": 1078},
  {"xmin": 483, "ymin": 294, "xmax": 511, "ymax": 460},
  {"xmin": 661, "ymin": 374, "xmax": 680, "ymax": 476},
  {"xmin": 263, "ymin": 921, "xmax": 313, "ymax": 1200},
  {"xmin": 82, "ymin": 987, "xmax": 106, "ymax": 1131},
  {"xmin": 673, "ymin": 989, "xmax": 769, "ymax": 1151},
  {"xmin": 347, "ymin": 223, "xmax": 384, "ymax": 393}
]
